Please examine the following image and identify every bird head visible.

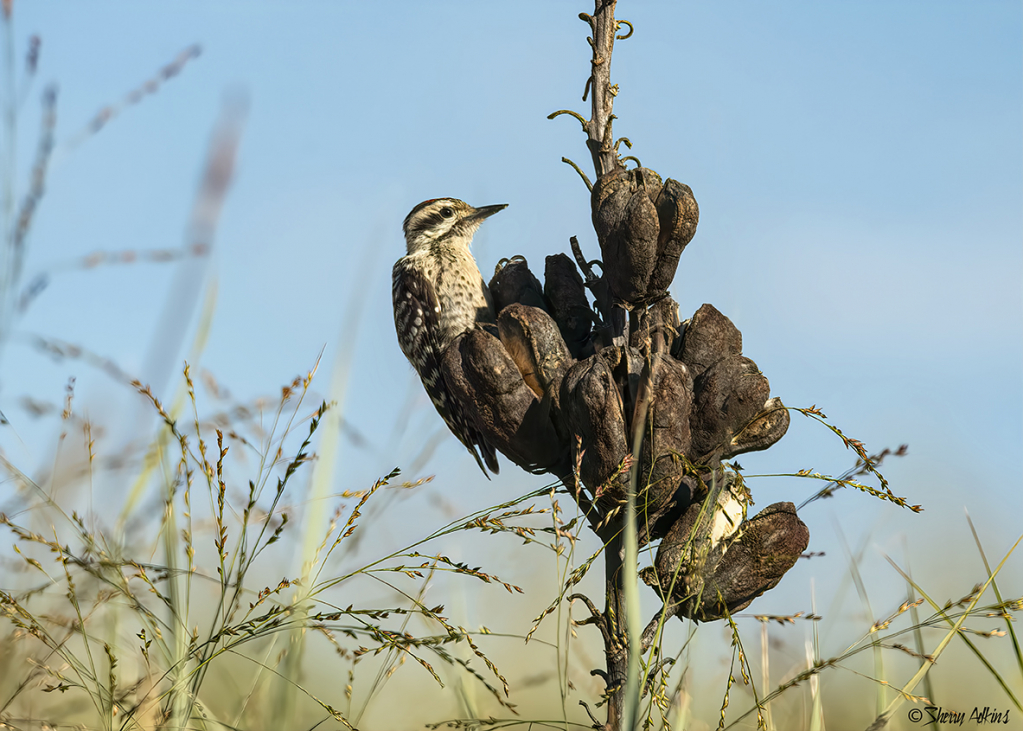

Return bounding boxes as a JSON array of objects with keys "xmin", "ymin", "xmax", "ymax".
[{"xmin": 402, "ymin": 198, "xmax": 507, "ymax": 255}]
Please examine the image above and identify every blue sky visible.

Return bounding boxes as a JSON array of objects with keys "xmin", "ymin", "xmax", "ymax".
[{"xmin": 1, "ymin": 1, "xmax": 1020, "ymax": 718}]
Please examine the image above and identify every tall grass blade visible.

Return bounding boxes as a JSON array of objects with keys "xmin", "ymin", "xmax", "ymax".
[
  {"xmin": 868, "ymin": 534, "xmax": 1023, "ymax": 729},
  {"xmin": 835, "ymin": 523, "xmax": 884, "ymax": 717},
  {"xmin": 964, "ymin": 511, "xmax": 1023, "ymax": 687}
]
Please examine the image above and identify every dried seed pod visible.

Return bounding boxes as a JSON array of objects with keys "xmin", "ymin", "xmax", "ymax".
[
  {"xmin": 643, "ymin": 475, "xmax": 809, "ymax": 622},
  {"xmin": 633, "ymin": 353, "xmax": 695, "ymax": 539},
  {"xmin": 441, "ymin": 328, "xmax": 562, "ymax": 472},
  {"xmin": 676, "ymin": 303, "xmax": 742, "ymax": 378},
  {"xmin": 544, "ymin": 253, "xmax": 594, "ymax": 359},
  {"xmin": 725, "ymin": 396, "xmax": 790, "ymax": 458},
  {"xmin": 689, "ymin": 355, "xmax": 771, "ymax": 460},
  {"xmin": 497, "ymin": 303, "xmax": 574, "ymax": 397},
  {"xmin": 489, "ymin": 256, "xmax": 548, "ymax": 315},
  {"xmin": 647, "ymin": 178, "xmax": 699, "ymax": 295},
  {"xmin": 690, "ymin": 501, "xmax": 808, "ymax": 620},
  {"xmin": 555, "ymin": 347, "xmax": 695, "ymax": 534},
  {"xmin": 641, "ymin": 468, "xmax": 747, "ymax": 617},
  {"xmin": 591, "ymin": 167, "xmax": 698, "ymax": 305},
  {"xmin": 559, "ymin": 354, "xmax": 629, "ymax": 504}
]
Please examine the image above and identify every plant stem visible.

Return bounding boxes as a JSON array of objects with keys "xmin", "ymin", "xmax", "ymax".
[
  {"xmin": 602, "ymin": 529, "xmax": 628, "ymax": 731},
  {"xmin": 586, "ymin": 0, "xmax": 624, "ymax": 179}
]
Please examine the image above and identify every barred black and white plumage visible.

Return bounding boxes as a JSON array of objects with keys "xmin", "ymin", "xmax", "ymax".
[{"xmin": 392, "ymin": 197, "xmax": 507, "ymax": 475}]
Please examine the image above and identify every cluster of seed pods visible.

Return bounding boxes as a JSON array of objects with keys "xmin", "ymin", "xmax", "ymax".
[{"xmin": 441, "ymin": 166, "xmax": 809, "ymax": 621}]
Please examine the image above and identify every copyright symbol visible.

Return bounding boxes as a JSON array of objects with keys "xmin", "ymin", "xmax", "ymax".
[{"xmin": 908, "ymin": 708, "xmax": 923, "ymax": 723}]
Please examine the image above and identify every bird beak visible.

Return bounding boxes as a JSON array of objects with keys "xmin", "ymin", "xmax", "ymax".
[{"xmin": 469, "ymin": 203, "xmax": 508, "ymax": 222}]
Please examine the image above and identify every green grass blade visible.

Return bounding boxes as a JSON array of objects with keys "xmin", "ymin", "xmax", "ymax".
[
  {"xmin": 964, "ymin": 511, "xmax": 1023, "ymax": 687},
  {"xmin": 869, "ymin": 534, "xmax": 1023, "ymax": 729}
]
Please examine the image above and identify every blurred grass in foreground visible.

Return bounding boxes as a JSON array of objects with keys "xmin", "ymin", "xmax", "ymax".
[{"xmin": 0, "ymin": 368, "xmax": 1020, "ymax": 730}]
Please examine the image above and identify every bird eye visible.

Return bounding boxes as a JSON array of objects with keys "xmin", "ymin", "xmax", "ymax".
[{"xmin": 440, "ymin": 207, "xmax": 455, "ymax": 218}]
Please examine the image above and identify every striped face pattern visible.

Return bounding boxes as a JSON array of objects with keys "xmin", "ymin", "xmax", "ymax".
[{"xmin": 402, "ymin": 198, "xmax": 505, "ymax": 255}]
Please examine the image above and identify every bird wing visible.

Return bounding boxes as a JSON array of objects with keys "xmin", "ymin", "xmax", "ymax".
[{"xmin": 392, "ymin": 259, "xmax": 499, "ymax": 475}]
